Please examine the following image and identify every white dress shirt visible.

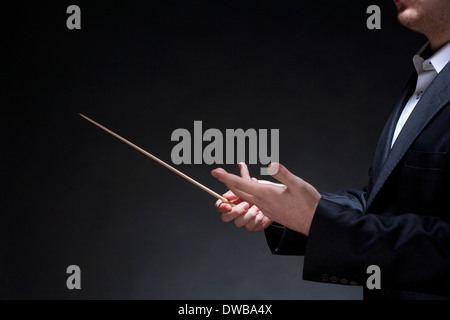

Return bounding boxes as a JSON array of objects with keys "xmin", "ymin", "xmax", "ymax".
[{"xmin": 391, "ymin": 41, "xmax": 450, "ymax": 148}]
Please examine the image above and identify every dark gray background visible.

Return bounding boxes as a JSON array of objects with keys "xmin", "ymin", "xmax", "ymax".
[{"xmin": 1, "ymin": 0, "xmax": 425, "ymax": 299}]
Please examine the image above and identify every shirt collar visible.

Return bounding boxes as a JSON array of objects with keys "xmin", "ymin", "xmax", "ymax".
[{"xmin": 414, "ymin": 41, "xmax": 450, "ymax": 74}]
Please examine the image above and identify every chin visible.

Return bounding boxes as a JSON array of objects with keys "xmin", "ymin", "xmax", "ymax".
[{"xmin": 397, "ymin": 8, "xmax": 424, "ymax": 32}]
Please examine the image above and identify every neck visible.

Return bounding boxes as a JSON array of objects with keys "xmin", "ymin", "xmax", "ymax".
[{"xmin": 427, "ymin": 26, "xmax": 450, "ymax": 52}]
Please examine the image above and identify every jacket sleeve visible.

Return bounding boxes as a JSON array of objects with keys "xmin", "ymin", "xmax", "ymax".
[{"xmin": 302, "ymin": 198, "xmax": 450, "ymax": 296}]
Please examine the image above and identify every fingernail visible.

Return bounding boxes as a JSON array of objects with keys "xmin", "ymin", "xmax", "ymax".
[
  {"xmin": 238, "ymin": 163, "xmax": 242, "ymax": 170},
  {"xmin": 211, "ymin": 170, "xmax": 218, "ymax": 178},
  {"xmin": 267, "ymin": 162, "xmax": 280, "ymax": 175}
]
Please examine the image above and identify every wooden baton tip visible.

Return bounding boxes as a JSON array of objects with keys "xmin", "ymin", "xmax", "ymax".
[{"xmin": 80, "ymin": 113, "xmax": 235, "ymax": 207}]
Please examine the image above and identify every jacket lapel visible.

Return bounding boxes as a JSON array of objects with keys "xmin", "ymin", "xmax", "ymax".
[
  {"xmin": 370, "ymin": 74, "xmax": 417, "ymax": 180},
  {"xmin": 365, "ymin": 62, "xmax": 450, "ymax": 211}
]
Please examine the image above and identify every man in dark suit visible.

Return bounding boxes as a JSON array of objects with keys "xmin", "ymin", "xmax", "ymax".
[{"xmin": 211, "ymin": 0, "xmax": 450, "ymax": 299}]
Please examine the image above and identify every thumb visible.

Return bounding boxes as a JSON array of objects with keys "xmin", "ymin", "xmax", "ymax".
[{"xmin": 268, "ymin": 163, "xmax": 299, "ymax": 188}]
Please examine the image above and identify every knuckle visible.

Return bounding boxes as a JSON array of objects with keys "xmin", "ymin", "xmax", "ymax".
[{"xmin": 247, "ymin": 210, "xmax": 257, "ymax": 218}]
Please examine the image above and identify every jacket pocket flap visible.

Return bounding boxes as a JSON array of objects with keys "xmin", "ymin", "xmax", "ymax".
[{"xmin": 405, "ymin": 150, "xmax": 447, "ymax": 170}]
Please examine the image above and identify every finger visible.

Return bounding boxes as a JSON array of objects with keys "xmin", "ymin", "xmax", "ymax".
[
  {"xmin": 254, "ymin": 215, "xmax": 272, "ymax": 231},
  {"xmin": 212, "ymin": 168, "xmax": 264, "ymax": 199},
  {"xmin": 222, "ymin": 190, "xmax": 237, "ymax": 199},
  {"xmin": 243, "ymin": 211, "xmax": 266, "ymax": 231},
  {"xmin": 223, "ymin": 189, "xmax": 253, "ymax": 207},
  {"xmin": 222, "ymin": 190, "xmax": 242, "ymax": 205},
  {"xmin": 234, "ymin": 206, "xmax": 259, "ymax": 228},
  {"xmin": 216, "ymin": 188, "xmax": 246, "ymax": 214},
  {"xmin": 238, "ymin": 162, "xmax": 251, "ymax": 180},
  {"xmin": 268, "ymin": 163, "xmax": 300, "ymax": 189},
  {"xmin": 215, "ymin": 199, "xmax": 233, "ymax": 213},
  {"xmin": 255, "ymin": 180, "xmax": 285, "ymax": 188},
  {"xmin": 220, "ymin": 202, "xmax": 249, "ymax": 223},
  {"xmin": 227, "ymin": 186, "xmax": 258, "ymax": 206}
]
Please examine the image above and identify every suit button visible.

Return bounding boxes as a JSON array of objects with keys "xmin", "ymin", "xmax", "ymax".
[
  {"xmin": 320, "ymin": 274, "xmax": 329, "ymax": 282},
  {"xmin": 330, "ymin": 276, "xmax": 339, "ymax": 283},
  {"xmin": 340, "ymin": 278, "xmax": 349, "ymax": 285},
  {"xmin": 349, "ymin": 280, "xmax": 358, "ymax": 286}
]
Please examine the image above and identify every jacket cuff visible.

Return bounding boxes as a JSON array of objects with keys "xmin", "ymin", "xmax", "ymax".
[
  {"xmin": 302, "ymin": 198, "xmax": 365, "ymax": 286},
  {"xmin": 264, "ymin": 223, "xmax": 307, "ymax": 255}
]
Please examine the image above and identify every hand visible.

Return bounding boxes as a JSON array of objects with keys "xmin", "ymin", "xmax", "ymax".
[
  {"xmin": 212, "ymin": 163, "xmax": 321, "ymax": 236},
  {"xmin": 214, "ymin": 163, "xmax": 272, "ymax": 231}
]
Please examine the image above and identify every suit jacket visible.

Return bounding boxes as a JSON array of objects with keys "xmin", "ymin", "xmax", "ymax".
[{"xmin": 265, "ymin": 59, "xmax": 450, "ymax": 300}]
